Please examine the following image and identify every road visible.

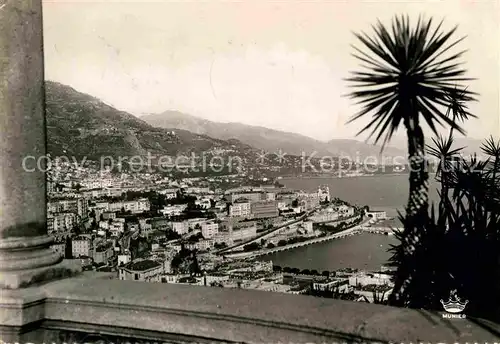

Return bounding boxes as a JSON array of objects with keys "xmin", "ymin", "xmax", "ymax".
[
  {"xmin": 216, "ymin": 206, "xmax": 323, "ymax": 255},
  {"xmin": 222, "ymin": 217, "xmax": 370, "ymax": 259}
]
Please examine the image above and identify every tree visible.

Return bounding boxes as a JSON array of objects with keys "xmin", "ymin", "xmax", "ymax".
[
  {"xmin": 266, "ymin": 242, "xmax": 275, "ymax": 249},
  {"xmin": 243, "ymin": 242, "xmax": 260, "ymax": 252},
  {"xmin": 347, "ymin": 15, "xmax": 475, "ymax": 307},
  {"xmin": 214, "ymin": 242, "xmax": 227, "ymax": 250},
  {"xmin": 322, "ymin": 270, "xmax": 330, "ymax": 277}
]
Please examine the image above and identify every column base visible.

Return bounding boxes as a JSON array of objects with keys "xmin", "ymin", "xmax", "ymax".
[
  {"xmin": 0, "ymin": 234, "xmax": 81, "ymax": 289},
  {"xmin": 0, "ymin": 259, "xmax": 82, "ymax": 289}
]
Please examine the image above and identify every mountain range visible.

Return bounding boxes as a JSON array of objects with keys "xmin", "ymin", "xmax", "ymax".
[
  {"xmin": 142, "ymin": 111, "xmax": 485, "ymax": 161},
  {"xmin": 45, "ymin": 80, "xmax": 486, "ymax": 165},
  {"xmin": 142, "ymin": 111, "xmax": 410, "ymax": 161}
]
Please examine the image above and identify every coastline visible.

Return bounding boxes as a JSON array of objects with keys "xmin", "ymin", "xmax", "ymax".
[
  {"xmin": 224, "ymin": 216, "xmax": 367, "ymax": 259},
  {"xmin": 279, "ymin": 172, "xmax": 437, "ymax": 180}
]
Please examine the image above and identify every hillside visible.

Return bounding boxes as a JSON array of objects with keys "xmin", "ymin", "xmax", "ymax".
[
  {"xmin": 45, "ymin": 82, "xmax": 254, "ymax": 160},
  {"xmin": 142, "ymin": 111, "xmax": 407, "ymax": 161}
]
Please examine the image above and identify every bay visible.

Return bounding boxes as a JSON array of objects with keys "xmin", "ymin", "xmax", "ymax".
[
  {"xmin": 280, "ymin": 174, "xmax": 440, "ymax": 218},
  {"xmin": 259, "ymin": 174, "xmax": 440, "ymax": 271}
]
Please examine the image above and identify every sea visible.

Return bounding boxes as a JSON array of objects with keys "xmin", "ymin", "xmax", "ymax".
[{"xmin": 258, "ymin": 174, "xmax": 440, "ymax": 272}]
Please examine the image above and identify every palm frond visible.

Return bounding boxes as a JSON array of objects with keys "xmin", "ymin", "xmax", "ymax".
[
  {"xmin": 481, "ymin": 136, "xmax": 500, "ymax": 158},
  {"xmin": 346, "ymin": 15, "xmax": 476, "ymax": 146}
]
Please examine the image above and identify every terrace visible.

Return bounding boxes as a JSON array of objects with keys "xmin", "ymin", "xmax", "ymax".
[{"xmin": 1, "ymin": 1, "xmax": 500, "ymax": 342}]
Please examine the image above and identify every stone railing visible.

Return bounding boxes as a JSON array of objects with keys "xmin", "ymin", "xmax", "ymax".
[{"xmin": 2, "ymin": 272, "xmax": 500, "ymax": 343}]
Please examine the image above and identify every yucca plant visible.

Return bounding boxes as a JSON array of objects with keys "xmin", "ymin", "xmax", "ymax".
[
  {"xmin": 388, "ymin": 142, "xmax": 500, "ymax": 320},
  {"xmin": 346, "ymin": 14, "xmax": 476, "ymax": 306}
]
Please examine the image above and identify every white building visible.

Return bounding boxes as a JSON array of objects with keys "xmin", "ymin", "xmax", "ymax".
[
  {"xmin": 229, "ymin": 200, "xmax": 252, "ymax": 218},
  {"xmin": 171, "ymin": 221, "xmax": 189, "ymax": 235},
  {"xmin": 118, "ymin": 253, "xmax": 131, "ymax": 266},
  {"xmin": 366, "ymin": 210, "xmax": 387, "ymax": 220},
  {"xmin": 201, "ymin": 221, "xmax": 219, "ymax": 238},
  {"xmin": 109, "ymin": 198, "xmax": 150, "ymax": 214},
  {"xmin": 72, "ymin": 237, "xmax": 93, "ymax": 258},
  {"xmin": 109, "ymin": 221, "xmax": 125, "ymax": 236},
  {"xmin": 160, "ymin": 204, "xmax": 187, "ymax": 216},
  {"xmin": 98, "ymin": 221, "xmax": 110, "ymax": 230},
  {"xmin": 47, "ymin": 212, "xmax": 77, "ymax": 233}
]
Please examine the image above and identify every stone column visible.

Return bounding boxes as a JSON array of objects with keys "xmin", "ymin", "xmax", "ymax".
[{"xmin": 0, "ymin": 0, "xmax": 77, "ymax": 289}]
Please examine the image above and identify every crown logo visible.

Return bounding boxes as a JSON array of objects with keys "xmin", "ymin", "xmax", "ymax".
[{"xmin": 440, "ymin": 289, "xmax": 468, "ymax": 313}]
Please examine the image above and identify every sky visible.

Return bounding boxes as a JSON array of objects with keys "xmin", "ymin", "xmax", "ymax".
[{"xmin": 43, "ymin": 0, "xmax": 499, "ymax": 142}]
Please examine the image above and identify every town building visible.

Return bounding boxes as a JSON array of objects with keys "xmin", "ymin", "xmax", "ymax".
[
  {"xmin": 171, "ymin": 221, "xmax": 189, "ymax": 235},
  {"xmin": 72, "ymin": 236, "xmax": 93, "ymax": 258},
  {"xmin": 185, "ymin": 239, "xmax": 214, "ymax": 252},
  {"xmin": 251, "ymin": 200, "xmax": 279, "ymax": 219},
  {"xmin": 201, "ymin": 221, "xmax": 219, "ymax": 238},
  {"xmin": 310, "ymin": 212, "xmax": 339, "ymax": 223},
  {"xmin": 158, "ymin": 188, "xmax": 178, "ymax": 199},
  {"xmin": 204, "ymin": 274, "xmax": 230, "ymax": 286},
  {"xmin": 118, "ymin": 259, "xmax": 163, "ymax": 282},
  {"xmin": 93, "ymin": 243, "xmax": 114, "ymax": 264},
  {"xmin": 230, "ymin": 224, "xmax": 257, "ymax": 242},
  {"xmin": 109, "ymin": 198, "xmax": 150, "ymax": 214},
  {"xmin": 47, "ymin": 212, "xmax": 77, "ymax": 233},
  {"xmin": 229, "ymin": 199, "xmax": 252, "ymax": 218},
  {"xmin": 366, "ymin": 210, "xmax": 387, "ymax": 220},
  {"xmin": 227, "ymin": 191, "xmax": 264, "ymax": 203},
  {"xmin": 312, "ymin": 278, "xmax": 350, "ymax": 293},
  {"xmin": 118, "ymin": 252, "xmax": 131, "ymax": 266},
  {"xmin": 109, "ymin": 221, "xmax": 125, "ymax": 236},
  {"xmin": 50, "ymin": 242, "xmax": 66, "ymax": 258},
  {"xmin": 160, "ymin": 204, "xmax": 187, "ymax": 216}
]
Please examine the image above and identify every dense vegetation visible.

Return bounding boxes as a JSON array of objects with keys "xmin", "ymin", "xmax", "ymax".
[{"xmin": 347, "ymin": 15, "xmax": 500, "ymax": 322}]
